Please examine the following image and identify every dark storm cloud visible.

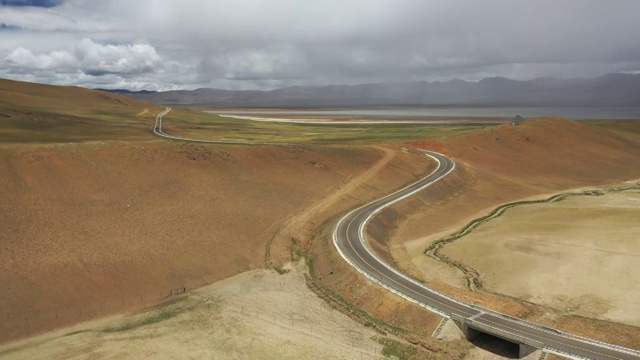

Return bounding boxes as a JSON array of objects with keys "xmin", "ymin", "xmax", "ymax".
[
  {"xmin": 1, "ymin": 0, "xmax": 640, "ymax": 90},
  {"xmin": 141, "ymin": 0, "xmax": 640, "ymax": 88},
  {"xmin": 1, "ymin": 0, "xmax": 64, "ymax": 7}
]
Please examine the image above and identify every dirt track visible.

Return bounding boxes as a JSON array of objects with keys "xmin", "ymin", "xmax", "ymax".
[{"xmin": 267, "ymin": 146, "xmax": 396, "ymax": 265}]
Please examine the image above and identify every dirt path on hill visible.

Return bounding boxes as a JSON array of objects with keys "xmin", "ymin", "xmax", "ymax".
[{"xmin": 267, "ymin": 147, "xmax": 395, "ymax": 265}]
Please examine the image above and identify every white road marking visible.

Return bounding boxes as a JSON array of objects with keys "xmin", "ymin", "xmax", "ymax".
[{"xmin": 154, "ymin": 107, "xmax": 640, "ymax": 360}]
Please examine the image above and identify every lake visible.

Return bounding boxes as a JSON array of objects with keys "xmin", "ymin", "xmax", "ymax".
[{"xmin": 210, "ymin": 107, "xmax": 640, "ymax": 120}]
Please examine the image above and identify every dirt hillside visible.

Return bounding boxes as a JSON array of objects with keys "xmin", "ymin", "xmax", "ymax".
[
  {"xmin": 385, "ymin": 117, "xmax": 640, "ymax": 346},
  {"xmin": 3, "ymin": 102, "xmax": 639, "ymax": 354},
  {"xmin": 0, "ymin": 78, "xmax": 152, "ymax": 109},
  {"xmin": 0, "ymin": 78, "xmax": 163, "ymax": 142},
  {"xmin": 0, "ymin": 265, "xmax": 392, "ymax": 360},
  {"xmin": 399, "ymin": 117, "xmax": 640, "ymax": 248},
  {"xmin": 0, "ymin": 141, "xmax": 387, "ymax": 343}
]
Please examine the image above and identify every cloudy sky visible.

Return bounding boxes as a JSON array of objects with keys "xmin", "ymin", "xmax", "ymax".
[{"xmin": 1, "ymin": 0, "xmax": 639, "ymax": 90}]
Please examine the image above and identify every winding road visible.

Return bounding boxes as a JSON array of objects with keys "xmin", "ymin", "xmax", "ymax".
[
  {"xmin": 154, "ymin": 107, "xmax": 289, "ymax": 145},
  {"xmin": 155, "ymin": 108, "xmax": 640, "ymax": 360}
]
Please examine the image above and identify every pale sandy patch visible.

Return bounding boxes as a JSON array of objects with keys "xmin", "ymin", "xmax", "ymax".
[
  {"xmin": 0, "ymin": 264, "xmax": 385, "ymax": 360},
  {"xmin": 437, "ymin": 188, "xmax": 640, "ymax": 326},
  {"xmin": 394, "ymin": 230, "xmax": 465, "ymax": 286},
  {"xmin": 218, "ymin": 114, "xmax": 474, "ymax": 124}
]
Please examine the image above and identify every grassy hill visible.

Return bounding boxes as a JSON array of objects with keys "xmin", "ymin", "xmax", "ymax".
[
  {"xmin": 0, "ymin": 79, "xmax": 164, "ymax": 143},
  {"xmin": 1, "ymin": 79, "xmax": 498, "ymax": 145}
]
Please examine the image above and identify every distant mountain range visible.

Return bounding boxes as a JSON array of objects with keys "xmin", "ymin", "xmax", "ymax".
[{"xmin": 105, "ymin": 73, "xmax": 640, "ymax": 107}]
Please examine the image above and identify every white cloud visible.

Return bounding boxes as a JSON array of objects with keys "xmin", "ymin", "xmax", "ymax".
[
  {"xmin": 1, "ymin": 0, "xmax": 640, "ymax": 90},
  {"xmin": 74, "ymin": 39, "xmax": 162, "ymax": 75},
  {"xmin": 4, "ymin": 38, "xmax": 163, "ymax": 75},
  {"xmin": 5, "ymin": 47, "xmax": 76, "ymax": 71}
]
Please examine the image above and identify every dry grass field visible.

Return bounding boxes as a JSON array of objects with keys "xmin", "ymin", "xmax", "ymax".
[
  {"xmin": 3, "ymin": 78, "xmax": 640, "ymax": 357},
  {"xmin": 441, "ymin": 186, "xmax": 640, "ymax": 327},
  {"xmin": 0, "ymin": 79, "xmax": 163, "ymax": 142}
]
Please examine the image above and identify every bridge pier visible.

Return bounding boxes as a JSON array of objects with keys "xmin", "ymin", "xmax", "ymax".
[
  {"xmin": 518, "ymin": 343, "xmax": 537, "ymax": 358},
  {"xmin": 453, "ymin": 320, "xmax": 480, "ymax": 339}
]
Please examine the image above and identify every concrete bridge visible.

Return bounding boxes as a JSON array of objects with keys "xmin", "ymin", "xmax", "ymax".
[{"xmin": 451, "ymin": 314, "xmax": 541, "ymax": 358}]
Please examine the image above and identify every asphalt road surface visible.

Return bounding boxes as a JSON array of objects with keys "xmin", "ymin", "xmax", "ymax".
[
  {"xmin": 155, "ymin": 108, "xmax": 640, "ymax": 359},
  {"xmin": 154, "ymin": 107, "xmax": 288, "ymax": 145},
  {"xmin": 332, "ymin": 150, "xmax": 640, "ymax": 360}
]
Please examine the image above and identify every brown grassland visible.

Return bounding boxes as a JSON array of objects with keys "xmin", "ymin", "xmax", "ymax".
[{"xmin": 1, "ymin": 78, "xmax": 640, "ymax": 358}]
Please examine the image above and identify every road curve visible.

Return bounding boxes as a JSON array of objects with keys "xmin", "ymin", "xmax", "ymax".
[
  {"xmin": 333, "ymin": 150, "xmax": 640, "ymax": 360},
  {"xmin": 154, "ymin": 108, "xmax": 639, "ymax": 359},
  {"xmin": 154, "ymin": 107, "xmax": 289, "ymax": 145}
]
